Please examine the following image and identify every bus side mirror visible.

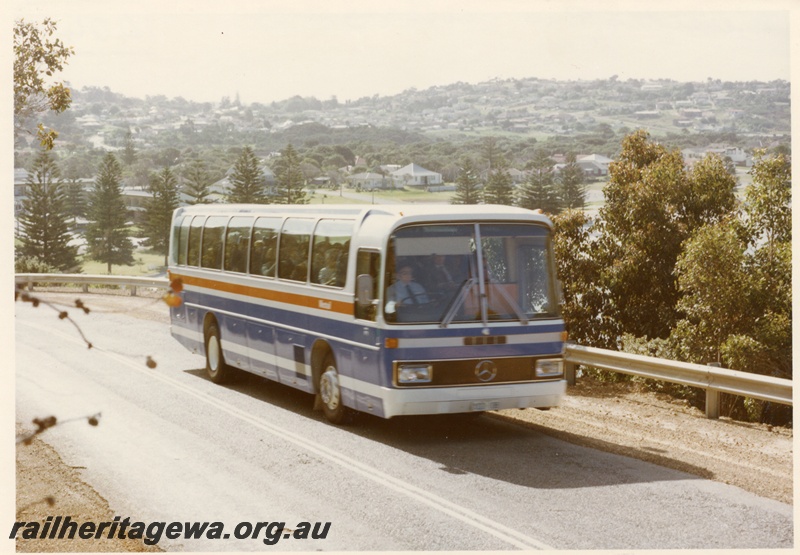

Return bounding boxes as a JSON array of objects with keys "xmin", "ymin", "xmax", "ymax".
[{"xmin": 356, "ymin": 274, "xmax": 374, "ymax": 307}]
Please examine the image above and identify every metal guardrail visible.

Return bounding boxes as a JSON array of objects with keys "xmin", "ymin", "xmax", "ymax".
[
  {"xmin": 15, "ymin": 273, "xmax": 169, "ymax": 296},
  {"xmin": 15, "ymin": 274, "xmax": 792, "ymax": 419},
  {"xmin": 564, "ymin": 344, "xmax": 793, "ymax": 419}
]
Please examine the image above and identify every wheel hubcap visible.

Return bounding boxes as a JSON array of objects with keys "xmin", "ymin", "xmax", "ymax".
[
  {"xmin": 208, "ymin": 335, "xmax": 220, "ymax": 372},
  {"xmin": 320, "ymin": 367, "xmax": 340, "ymax": 410}
]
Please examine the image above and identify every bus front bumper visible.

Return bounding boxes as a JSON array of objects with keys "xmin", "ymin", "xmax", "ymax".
[{"xmin": 375, "ymin": 379, "xmax": 567, "ymax": 419}]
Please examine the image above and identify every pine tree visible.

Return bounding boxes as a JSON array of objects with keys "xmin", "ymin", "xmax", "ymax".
[
  {"xmin": 61, "ymin": 157, "xmax": 89, "ymax": 225},
  {"xmin": 483, "ymin": 166, "xmax": 514, "ymax": 206},
  {"xmin": 17, "ymin": 150, "xmax": 79, "ymax": 271},
  {"xmin": 143, "ymin": 166, "xmax": 181, "ymax": 265},
  {"xmin": 121, "ymin": 129, "xmax": 137, "ymax": 166},
  {"xmin": 85, "ymin": 152, "xmax": 135, "ymax": 273},
  {"xmin": 452, "ymin": 157, "xmax": 482, "ymax": 205},
  {"xmin": 559, "ymin": 153, "xmax": 587, "ymax": 210},
  {"xmin": 274, "ymin": 144, "xmax": 308, "ymax": 204},
  {"xmin": 518, "ymin": 151, "xmax": 559, "ymax": 214},
  {"xmin": 183, "ymin": 158, "xmax": 213, "ymax": 204},
  {"xmin": 228, "ymin": 146, "xmax": 266, "ymax": 203}
]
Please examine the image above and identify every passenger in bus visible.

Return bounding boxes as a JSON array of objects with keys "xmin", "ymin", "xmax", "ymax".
[
  {"xmin": 426, "ymin": 253, "xmax": 458, "ymax": 292},
  {"xmin": 318, "ymin": 249, "xmax": 340, "ymax": 285},
  {"xmin": 291, "ymin": 262, "xmax": 308, "ymax": 281},
  {"xmin": 387, "ymin": 264, "xmax": 430, "ymax": 305},
  {"xmin": 261, "ymin": 247, "xmax": 277, "ymax": 276}
]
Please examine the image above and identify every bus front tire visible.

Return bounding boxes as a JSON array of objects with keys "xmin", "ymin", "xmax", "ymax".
[
  {"xmin": 318, "ymin": 355, "xmax": 353, "ymax": 425},
  {"xmin": 205, "ymin": 323, "xmax": 231, "ymax": 384}
]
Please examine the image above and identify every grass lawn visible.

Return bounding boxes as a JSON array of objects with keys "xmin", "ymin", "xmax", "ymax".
[{"xmin": 80, "ymin": 249, "xmax": 167, "ymax": 276}]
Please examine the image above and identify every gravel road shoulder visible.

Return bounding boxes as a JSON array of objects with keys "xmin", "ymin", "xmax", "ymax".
[{"xmin": 496, "ymin": 379, "xmax": 792, "ymax": 504}]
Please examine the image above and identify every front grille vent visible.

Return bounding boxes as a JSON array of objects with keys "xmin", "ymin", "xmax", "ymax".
[{"xmin": 464, "ymin": 335, "xmax": 507, "ymax": 346}]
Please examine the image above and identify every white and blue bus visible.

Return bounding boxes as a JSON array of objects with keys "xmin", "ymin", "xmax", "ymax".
[{"xmin": 167, "ymin": 204, "xmax": 566, "ymax": 423}]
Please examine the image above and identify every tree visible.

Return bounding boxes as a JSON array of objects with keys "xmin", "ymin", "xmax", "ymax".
[
  {"xmin": 182, "ymin": 158, "xmax": 214, "ymax": 204},
  {"xmin": 592, "ymin": 131, "xmax": 738, "ymax": 340},
  {"xmin": 744, "ymin": 149, "xmax": 791, "ymax": 264},
  {"xmin": 558, "ymin": 153, "xmax": 586, "ymax": 210},
  {"xmin": 483, "ymin": 166, "xmax": 514, "ymax": 206},
  {"xmin": 551, "ymin": 209, "xmax": 615, "ymax": 347},
  {"xmin": 517, "ymin": 151, "xmax": 559, "ymax": 213},
  {"xmin": 480, "ymin": 136, "xmax": 503, "ymax": 172},
  {"xmin": 17, "ymin": 151, "xmax": 79, "ymax": 272},
  {"xmin": 452, "ymin": 157, "xmax": 482, "ymax": 205},
  {"xmin": 14, "ymin": 18, "xmax": 74, "ymax": 150},
  {"xmin": 121, "ymin": 129, "xmax": 137, "ymax": 166},
  {"xmin": 59, "ymin": 156, "xmax": 88, "ymax": 226},
  {"xmin": 143, "ymin": 166, "xmax": 181, "ymax": 265},
  {"xmin": 673, "ymin": 218, "xmax": 752, "ymax": 364},
  {"xmin": 227, "ymin": 146, "xmax": 266, "ymax": 203},
  {"xmin": 734, "ymin": 150, "xmax": 791, "ymax": 382},
  {"xmin": 85, "ymin": 153, "xmax": 135, "ymax": 273},
  {"xmin": 274, "ymin": 144, "xmax": 308, "ymax": 204},
  {"xmin": 62, "ymin": 177, "xmax": 86, "ymax": 226},
  {"xmin": 667, "ymin": 151, "xmax": 792, "ymax": 423}
]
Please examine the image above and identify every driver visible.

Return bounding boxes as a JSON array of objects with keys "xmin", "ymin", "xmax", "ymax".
[{"xmin": 387, "ymin": 264, "xmax": 430, "ymax": 305}]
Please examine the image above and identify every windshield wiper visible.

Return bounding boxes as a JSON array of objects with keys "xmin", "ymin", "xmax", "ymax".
[
  {"xmin": 484, "ymin": 281, "xmax": 529, "ymax": 325},
  {"xmin": 439, "ymin": 278, "xmax": 475, "ymax": 328}
]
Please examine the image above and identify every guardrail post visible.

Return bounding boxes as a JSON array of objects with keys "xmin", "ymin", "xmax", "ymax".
[
  {"xmin": 129, "ymin": 285, "xmax": 138, "ymax": 297},
  {"xmin": 706, "ymin": 362, "xmax": 721, "ymax": 419},
  {"xmin": 565, "ymin": 361, "xmax": 577, "ymax": 386},
  {"xmin": 82, "ymin": 283, "xmax": 89, "ymax": 293},
  {"xmin": 706, "ymin": 389, "xmax": 720, "ymax": 419}
]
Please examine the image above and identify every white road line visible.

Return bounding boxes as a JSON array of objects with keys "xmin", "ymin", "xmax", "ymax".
[{"xmin": 20, "ymin": 319, "xmax": 555, "ymax": 550}]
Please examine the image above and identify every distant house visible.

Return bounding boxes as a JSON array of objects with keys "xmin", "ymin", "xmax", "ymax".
[
  {"xmin": 553, "ymin": 154, "xmax": 613, "ymax": 179},
  {"xmin": 390, "ymin": 163, "xmax": 443, "ymax": 188},
  {"xmin": 121, "ymin": 187, "xmax": 152, "ymax": 223},
  {"xmin": 347, "ymin": 172, "xmax": 389, "ymax": 191},
  {"xmin": 682, "ymin": 145, "xmax": 752, "ymax": 167},
  {"xmin": 576, "ymin": 154, "xmax": 612, "ymax": 177}
]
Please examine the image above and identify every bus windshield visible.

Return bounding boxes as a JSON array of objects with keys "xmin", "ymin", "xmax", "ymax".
[{"xmin": 384, "ymin": 223, "xmax": 559, "ymax": 325}]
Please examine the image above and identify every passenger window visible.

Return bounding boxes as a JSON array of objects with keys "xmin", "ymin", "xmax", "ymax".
[
  {"xmin": 224, "ymin": 217, "xmax": 253, "ymax": 273},
  {"xmin": 175, "ymin": 216, "xmax": 190, "ymax": 266},
  {"xmin": 311, "ymin": 219, "xmax": 353, "ymax": 287},
  {"xmin": 279, "ymin": 218, "xmax": 314, "ymax": 281},
  {"xmin": 250, "ymin": 217, "xmax": 281, "ymax": 277},
  {"xmin": 201, "ymin": 216, "xmax": 227, "ymax": 269},
  {"xmin": 187, "ymin": 216, "xmax": 205, "ymax": 267}
]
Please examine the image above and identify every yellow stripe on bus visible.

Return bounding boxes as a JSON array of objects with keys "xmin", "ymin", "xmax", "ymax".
[{"xmin": 172, "ymin": 273, "xmax": 354, "ymax": 315}]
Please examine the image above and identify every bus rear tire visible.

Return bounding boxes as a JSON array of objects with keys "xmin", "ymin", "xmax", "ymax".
[
  {"xmin": 205, "ymin": 322, "xmax": 232, "ymax": 384},
  {"xmin": 318, "ymin": 355, "xmax": 353, "ymax": 425}
]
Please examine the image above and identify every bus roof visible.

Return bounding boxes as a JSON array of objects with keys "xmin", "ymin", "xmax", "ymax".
[{"xmin": 173, "ymin": 203, "xmax": 552, "ymax": 225}]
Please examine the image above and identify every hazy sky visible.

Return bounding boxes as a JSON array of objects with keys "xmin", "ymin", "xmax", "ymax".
[{"xmin": 7, "ymin": 0, "xmax": 794, "ymax": 106}]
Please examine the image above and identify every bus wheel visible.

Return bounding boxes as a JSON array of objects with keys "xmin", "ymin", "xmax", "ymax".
[
  {"xmin": 319, "ymin": 355, "xmax": 352, "ymax": 425},
  {"xmin": 205, "ymin": 322, "xmax": 231, "ymax": 384}
]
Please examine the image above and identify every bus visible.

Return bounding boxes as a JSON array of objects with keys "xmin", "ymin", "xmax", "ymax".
[{"xmin": 167, "ymin": 204, "xmax": 567, "ymax": 424}]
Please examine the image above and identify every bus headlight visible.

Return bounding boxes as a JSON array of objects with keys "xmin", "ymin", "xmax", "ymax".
[
  {"xmin": 535, "ymin": 359, "xmax": 563, "ymax": 378},
  {"xmin": 397, "ymin": 364, "xmax": 433, "ymax": 384}
]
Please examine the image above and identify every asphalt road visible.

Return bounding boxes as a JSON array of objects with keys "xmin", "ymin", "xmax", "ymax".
[{"xmin": 15, "ymin": 298, "xmax": 793, "ymax": 551}]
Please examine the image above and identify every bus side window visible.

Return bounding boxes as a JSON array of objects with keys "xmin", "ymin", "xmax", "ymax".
[
  {"xmin": 279, "ymin": 218, "xmax": 313, "ymax": 282},
  {"xmin": 201, "ymin": 216, "xmax": 226, "ymax": 270},
  {"xmin": 250, "ymin": 217, "xmax": 280, "ymax": 277},
  {"xmin": 224, "ymin": 216, "xmax": 253, "ymax": 273},
  {"xmin": 174, "ymin": 215, "xmax": 190, "ymax": 266},
  {"xmin": 187, "ymin": 216, "xmax": 205, "ymax": 267},
  {"xmin": 311, "ymin": 220, "xmax": 353, "ymax": 288},
  {"xmin": 355, "ymin": 249, "xmax": 380, "ymax": 321}
]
